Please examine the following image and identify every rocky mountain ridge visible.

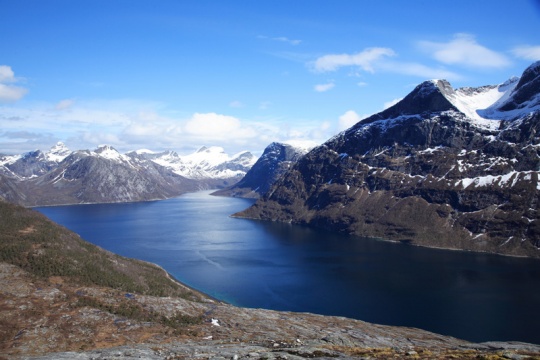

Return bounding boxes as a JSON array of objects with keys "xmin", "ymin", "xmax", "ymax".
[
  {"xmin": 236, "ymin": 61, "xmax": 540, "ymax": 258},
  {"xmin": 213, "ymin": 141, "xmax": 315, "ymax": 198},
  {"xmin": 0, "ymin": 144, "xmax": 256, "ymax": 206}
]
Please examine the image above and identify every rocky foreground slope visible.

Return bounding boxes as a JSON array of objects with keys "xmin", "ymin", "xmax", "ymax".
[
  {"xmin": 236, "ymin": 61, "xmax": 540, "ymax": 258},
  {"xmin": 1, "ymin": 200, "xmax": 539, "ymax": 359}
]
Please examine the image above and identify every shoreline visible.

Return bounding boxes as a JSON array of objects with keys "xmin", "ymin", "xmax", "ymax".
[{"xmin": 138, "ymin": 258, "xmax": 227, "ymax": 305}]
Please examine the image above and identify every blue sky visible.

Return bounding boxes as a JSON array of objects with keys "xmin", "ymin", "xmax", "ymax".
[{"xmin": 1, "ymin": 0, "xmax": 540, "ymax": 155}]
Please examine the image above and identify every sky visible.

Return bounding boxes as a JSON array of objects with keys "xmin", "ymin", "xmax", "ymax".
[{"xmin": 1, "ymin": 0, "xmax": 540, "ymax": 156}]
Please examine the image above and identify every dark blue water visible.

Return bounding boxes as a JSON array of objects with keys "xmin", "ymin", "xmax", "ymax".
[{"xmin": 37, "ymin": 190, "xmax": 540, "ymax": 344}]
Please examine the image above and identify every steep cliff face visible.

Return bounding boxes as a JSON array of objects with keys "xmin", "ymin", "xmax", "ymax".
[
  {"xmin": 236, "ymin": 62, "xmax": 540, "ymax": 258},
  {"xmin": 213, "ymin": 142, "xmax": 313, "ymax": 198}
]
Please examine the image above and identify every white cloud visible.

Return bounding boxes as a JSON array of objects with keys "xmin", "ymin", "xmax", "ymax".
[
  {"xmin": 184, "ymin": 113, "xmax": 257, "ymax": 139},
  {"xmin": 1, "ymin": 100, "xmax": 339, "ymax": 155},
  {"xmin": 258, "ymin": 35, "xmax": 301, "ymax": 46},
  {"xmin": 273, "ymin": 36, "xmax": 301, "ymax": 46},
  {"xmin": 314, "ymin": 82, "xmax": 335, "ymax": 92},
  {"xmin": 313, "ymin": 47, "xmax": 396, "ymax": 72},
  {"xmin": 0, "ymin": 65, "xmax": 28, "ymax": 103},
  {"xmin": 310, "ymin": 47, "xmax": 461, "ymax": 80},
  {"xmin": 380, "ymin": 61, "xmax": 462, "ymax": 80},
  {"xmin": 419, "ymin": 33, "xmax": 511, "ymax": 68},
  {"xmin": 383, "ymin": 98, "xmax": 402, "ymax": 109},
  {"xmin": 338, "ymin": 110, "xmax": 364, "ymax": 131},
  {"xmin": 55, "ymin": 99, "xmax": 75, "ymax": 110},
  {"xmin": 0, "ymin": 84, "xmax": 28, "ymax": 103},
  {"xmin": 229, "ymin": 100, "xmax": 245, "ymax": 108},
  {"xmin": 511, "ymin": 45, "xmax": 540, "ymax": 61},
  {"xmin": 0, "ymin": 65, "xmax": 16, "ymax": 83}
]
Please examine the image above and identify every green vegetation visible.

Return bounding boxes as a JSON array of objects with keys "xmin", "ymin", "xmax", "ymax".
[
  {"xmin": 0, "ymin": 200, "xmax": 199, "ymax": 299},
  {"xmin": 74, "ymin": 295, "xmax": 203, "ymax": 331}
]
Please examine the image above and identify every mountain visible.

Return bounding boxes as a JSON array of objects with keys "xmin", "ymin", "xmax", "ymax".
[
  {"xmin": 0, "ymin": 143, "xmax": 256, "ymax": 206},
  {"xmin": 236, "ymin": 61, "xmax": 540, "ymax": 258},
  {"xmin": 7, "ymin": 145, "xmax": 200, "ymax": 206},
  {"xmin": 134, "ymin": 145, "xmax": 256, "ymax": 181},
  {"xmin": 213, "ymin": 141, "xmax": 315, "ymax": 198},
  {"xmin": 0, "ymin": 142, "xmax": 71, "ymax": 180}
]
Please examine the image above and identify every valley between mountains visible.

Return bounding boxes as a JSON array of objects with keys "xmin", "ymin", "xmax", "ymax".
[
  {"xmin": 2, "ymin": 62, "xmax": 540, "ymax": 259},
  {"xmin": 0, "ymin": 61, "xmax": 540, "ymax": 358}
]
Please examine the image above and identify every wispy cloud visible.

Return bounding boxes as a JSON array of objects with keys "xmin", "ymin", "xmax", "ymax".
[
  {"xmin": 0, "ymin": 100, "xmax": 337, "ymax": 155},
  {"xmin": 258, "ymin": 35, "xmax": 301, "ymax": 46},
  {"xmin": 379, "ymin": 61, "xmax": 462, "ymax": 80},
  {"xmin": 511, "ymin": 45, "xmax": 540, "ymax": 61},
  {"xmin": 418, "ymin": 33, "xmax": 511, "ymax": 68},
  {"xmin": 338, "ymin": 110, "xmax": 365, "ymax": 131},
  {"xmin": 310, "ymin": 47, "xmax": 461, "ymax": 80},
  {"xmin": 383, "ymin": 98, "xmax": 402, "ymax": 109},
  {"xmin": 0, "ymin": 65, "xmax": 28, "ymax": 103},
  {"xmin": 55, "ymin": 99, "xmax": 75, "ymax": 110},
  {"xmin": 312, "ymin": 48, "xmax": 396, "ymax": 72},
  {"xmin": 314, "ymin": 82, "xmax": 335, "ymax": 92},
  {"xmin": 229, "ymin": 100, "xmax": 245, "ymax": 108}
]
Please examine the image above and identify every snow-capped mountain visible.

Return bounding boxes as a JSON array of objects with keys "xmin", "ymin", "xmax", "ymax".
[
  {"xmin": 0, "ymin": 142, "xmax": 72, "ymax": 180},
  {"xmin": 142, "ymin": 146, "xmax": 256, "ymax": 180},
  {"xmin": 213, "ymin": 141, "xmax": 315, "ymax": 198},
  {"xmin": 236, "ymin": 61, "xmax": 540, "ymax": 258},
  {"xmin": 0, "ymin": 144, "xmax": 257, "ymax": 206},
  {"xmin": 45, "ymin": 141, "xmax": 72, "ymax": 162}
]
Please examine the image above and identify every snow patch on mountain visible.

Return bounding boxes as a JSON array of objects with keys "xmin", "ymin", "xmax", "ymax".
[
  {"xmin": 45, "ymin": 142, "xmax": 72, "ymax": 162},
  {"xmin": 282, "ymin": 139, "xmax": 318, "ymax": 154},
  {"xmin": 431, "ymin": 78, "xmax": 517, "ymax": 130},
  {"xmin": 94, "ymin": 145, "xmax": 129, "ymax": 162},
  {"xmin": 139, "ymin": 146, "xmax": 257, "ymax": 180}
]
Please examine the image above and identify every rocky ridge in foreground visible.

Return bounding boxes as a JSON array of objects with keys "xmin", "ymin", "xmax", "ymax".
[{"xmin": 1, "ymin": 200, "xmax": 539, "ymax": 359}]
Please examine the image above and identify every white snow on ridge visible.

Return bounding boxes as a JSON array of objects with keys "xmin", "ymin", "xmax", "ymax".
[
  {"xmin": 444, "ymin": 80, "xmax": 517, "ymax": 129},
  {"xmin": 133, "ymin": 149, "xmax": 157, "ymax": 155},
  {"xmin": 455, "ymin": 170, "xmax": 539, "ymax": 189},
  {"xmin": 182, "ymin": 146, "xmax": 231, "ymax": 167},
  {"xmin": 147, "ymin": 145, "xmax": 257, "ymax": 180},
  {"xmin": 444, "ymin": 75, "xmax": 539, "ymax": 125},
  {"xmin": 283, "ymin": 139, "xmax": 318, "ymax": 153},
  {"xmin": 94, "ymin": 145, "xmax": 130, "ymax": 163},
  {"xmin": 0, "ymin": 154, "xmax": 22, "ymax": 166},
  {"xmin": 45, "ymin": 142, "xmax": 71, "ymax": 162}
]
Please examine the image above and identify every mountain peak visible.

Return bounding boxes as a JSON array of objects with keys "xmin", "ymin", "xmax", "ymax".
[
  {"xmin": 94, "ymin": 145, "xmax": 126, "ymax": 162},
  {"xmin": 374, "ymin": 79, "xmax": 458, "ymax": 120},
  {"xmin": 46, "ymin": 142, "xmax": 71, "ymax": 162},
  {"xmin": 496, "ymin": 60, "xmax": 540, "ymax": 115}
]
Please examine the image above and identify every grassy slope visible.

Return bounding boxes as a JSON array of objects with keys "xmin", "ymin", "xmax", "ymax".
[{"xmin": 0, "ymin": 199, "xmax": 199, "ymax": 299}]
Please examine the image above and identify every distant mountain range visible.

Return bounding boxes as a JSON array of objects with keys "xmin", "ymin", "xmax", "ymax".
[
  {"xmin": 236, "ymin": 61, "xmax": 540, "ymax": 258},
  {"xmin": 0, "ymin": 144, "xmax": 256, "ymax": 206},
  {"xmin": 2, "ymin": 62, "xmax": 540, "ymax": 258}
]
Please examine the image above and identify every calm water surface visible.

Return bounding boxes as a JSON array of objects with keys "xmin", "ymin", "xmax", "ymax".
[{"xmin": 37, "ymin": 190, "xmax": 540, "ymax": 344}]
